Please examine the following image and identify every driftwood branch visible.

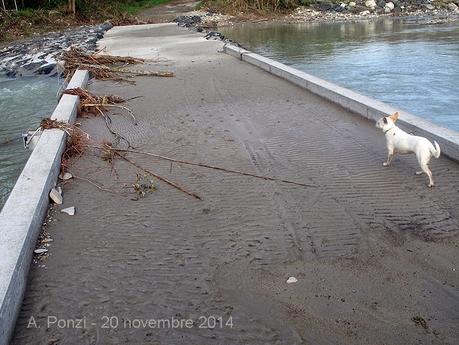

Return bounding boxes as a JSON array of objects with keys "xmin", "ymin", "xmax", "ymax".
[
  {"xmin": 112, "ymin": 148, "xmax": 315, "ymax": 188},
  {"xmin": 108, "ymin": 147, "xmax": 202, "ymax": 200}
]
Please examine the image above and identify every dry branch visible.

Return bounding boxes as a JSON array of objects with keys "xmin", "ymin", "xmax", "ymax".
[
  {"xmin": 102, "ymin": 144, "xmax": 202, "ymax": 200},
  {"xmin": 60, "ymin": 48, "xmax": 174, "ymax": 82},
  {"xmin": 112, "ymin": 148, "xmax": 315, "ymax": 188}
]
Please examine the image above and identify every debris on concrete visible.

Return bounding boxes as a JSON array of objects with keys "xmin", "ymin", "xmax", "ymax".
[
  {"xmin": 59, "ymin": 172, "xmax": 73, "ymax": 180},
  {"xmin": 411, "ymin": 315, "xmax": 428, "ymax": 329},
  {"xmin": 287, "ymin": 277, "xmax": 298, "ymax": 284},
  {"xmin": 49, "ymin": 187, "xmax": 63, "ymax": 204},
  {"xmin": 61, "ymin": 206, "xmax": 75, "ymax": 216},
  {"xmin": 34, "ymin": 248, "xmax": 48, "ymax": 254},
  {"xmin": 132, "ymin": 174, "xmax": 157, "ymax": 200}
]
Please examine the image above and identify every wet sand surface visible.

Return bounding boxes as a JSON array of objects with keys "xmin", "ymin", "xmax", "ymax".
[{"xmin": 12, "ymin": 24, "xmax": 459, "ymax": 345}]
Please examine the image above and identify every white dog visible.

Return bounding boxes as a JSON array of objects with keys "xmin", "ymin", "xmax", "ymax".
[{"xmin": 376, "ymin": 112, "xmax": 441, "ymax": 187}]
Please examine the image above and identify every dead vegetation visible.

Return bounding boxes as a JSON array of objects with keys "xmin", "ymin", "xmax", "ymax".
[
  {"xmin": 40, "ymin": 114, "xmax": 312, "ymax": 200},
  {"xmin": 63, "ymin": 87, "xmax": 138, "ymax": 148},
  {"xmin": 44, "ymin": 47, "xmax": 312, "ymax": 201},
  {"xmin": 63, "ymin": 87, "xmax": 137, "ymax": 124},
  {"xmin": 60, "ymin": 47, "xmax": 174, "ymax": 82}
]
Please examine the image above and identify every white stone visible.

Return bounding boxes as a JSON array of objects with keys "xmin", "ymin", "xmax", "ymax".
[
  {"xmin": 61, "ymin": 206, "xmax": 75, "ymax": 216},
  {"xmin": 34, "ymin": 248, "xmax": 48, "ymax": 254},
  {"xmin": 447, "ymin": 3, "xmax": 458, "ymax": 11},
  {"xmin": 286, "ymin": 277, "xmax": 298, "ymax": 284},
  {"xmin": 59, "ymin": 172, "xmax": 73, "ymax": 180},
  {"xmin": 385, "ymin": 2, "xmax": 395, "ymax": 10},
  {"xmin": 349, "ymin": 1, "xmax": 356, "ymax": 7},
  {"xmin": 365, "ymin": 0, "xmax": 377, "ymax": 9},
  {"xmin": 360, "ymin": 10, "xmax": 371, "ymax": 15},
  {"xmin": 49, "ymin": 188, "xmax": 63, "ymax": 204}
]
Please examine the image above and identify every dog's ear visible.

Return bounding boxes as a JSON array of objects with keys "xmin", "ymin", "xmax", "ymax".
[
  {"xmin": 389, "ymin": 112, "xmax": 400, "ymax": 122},
  {"xmin": 383, "ymin": 117, "xmax": 388, "ymax": 124}
]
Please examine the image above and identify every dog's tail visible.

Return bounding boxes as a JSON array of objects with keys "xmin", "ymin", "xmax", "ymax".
[{"xmin": 430, "ymin": 141, "xmax": 441, "ymax": 158}]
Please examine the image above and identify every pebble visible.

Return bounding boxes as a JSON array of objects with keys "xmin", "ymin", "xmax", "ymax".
[
  {"xmin": 34, "ymin": 248, "xmax": 48, "ymax": 254},
  {"xmin": 61, "ymin": 206, "xmax": 75, "ymax": 216},
  {"xmin": 49, "ymin": 187, "xmax": 63, "ymax": 205},
  {"xmin": 59, "ymin": 172, "xmax": 73, "ymax": 180},
  {"xmin": 286, "ymin": 276, "xmax": 298, "ymax": 284}
]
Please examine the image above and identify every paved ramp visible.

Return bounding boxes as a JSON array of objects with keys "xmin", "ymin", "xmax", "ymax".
[{"xmin": 12, "ymin": 24, "xmax": 459, "ymax": 345}]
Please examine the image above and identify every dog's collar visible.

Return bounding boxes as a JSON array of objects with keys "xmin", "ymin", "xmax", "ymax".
[{"xmin": 384, "ymin": 127, "xmax": 396, "ymax": 134}]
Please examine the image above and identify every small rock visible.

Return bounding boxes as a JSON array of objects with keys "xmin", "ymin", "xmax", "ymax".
[
  {"xmin": 61, "ymin": 206, "xmax": 75, "ymax": 216},
  {"xmin": 59, "ymin": 172, "xmax": 73, "ymax": 180},
  {"xmin": 49, "ymin": 188, "xmax": 63, "ymax": 204},
  {"xmin": 447, "ymin": 3, "xmax": 458, "ymax": 11},
  {"xmin": 423, "ymin": 3, "xmax": 435, "ymax": 10},
  {"xmin": 348, "ymin": 1, "xmax": 356, "ymax": 7},
  {"xmin": 286, "ymin": 277, "xmax": 298, "ymax": 284},
  {"xmin": 34, "ymin": 248, "xmax": 48, "ymax": 254},
  {"xmin": 37, "ymin": 62, "xmax": 57, "ymax": 75},
  {"xmin": 365, "ymin": 0, "xmax": 377, "ymax": 9},
  {"xmin": 385, "ymin": 1, "xmax": 395, "ymax": 12}
]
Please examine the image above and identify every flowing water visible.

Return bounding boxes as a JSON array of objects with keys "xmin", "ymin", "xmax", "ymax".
[
  {"xmin": 0, "ymin": 73, "xmax": 59, "ymax": 210},
  {"xmin": 220, "ymin": 18, "xmax": 459, "ymax": 131}
]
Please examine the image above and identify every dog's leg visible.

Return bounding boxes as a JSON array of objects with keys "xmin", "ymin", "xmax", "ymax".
[
  {"xmin": 421, "ymin": 164, "xmax": 434, "ymax": 187},
  {"xmin": 383, "ymin": 149, "xmax": 394, "ymax": 167}
]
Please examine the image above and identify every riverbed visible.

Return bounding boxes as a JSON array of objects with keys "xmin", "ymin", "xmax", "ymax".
[
  {"xmin": 0, "ymin": 73, "xmax": 59, "ymax": 210},
  {"xmin": 220, "ymin": 18, "xmax": 459, "ymax": 131}
]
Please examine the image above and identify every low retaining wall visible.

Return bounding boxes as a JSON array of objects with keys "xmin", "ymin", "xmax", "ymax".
[
  {"xmin": 0, "ymin": 70, "xmax": 89, "ymax": 345},
  {"xmin": 224, "ymin": 44, "xmax": 459, "ymax": 162}
]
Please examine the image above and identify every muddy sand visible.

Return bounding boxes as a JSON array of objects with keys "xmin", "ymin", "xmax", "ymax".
[{"xmin": 11, "ymin": 24, "xmax": 459, "ymax": 345}]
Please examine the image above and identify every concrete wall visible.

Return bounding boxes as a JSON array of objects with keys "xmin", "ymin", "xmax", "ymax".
[
  {"xmin": 224, "ymin": 44, "xmax": 459, "ymax": 162},
  {"xmin": 0, "ymin": 70, "xmax": 89, "ymax": 345}
]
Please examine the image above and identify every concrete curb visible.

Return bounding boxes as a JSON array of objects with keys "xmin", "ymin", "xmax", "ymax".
[
  {"xmin": 0, "ymin": 70, "xmax": 89, "ymax": 345},
  {"xmin": 224, "ymin": 44, "xmax": 459, "ymax": 162}
]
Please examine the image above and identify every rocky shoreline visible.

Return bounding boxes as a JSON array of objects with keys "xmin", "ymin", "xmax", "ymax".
[
  {"xmin": 178, "ymin": 1, "xmax": 459, "ymax": 27},
  {"xmin": 0, "ymin": 22, "xmax": 112, "ymax": 78}
]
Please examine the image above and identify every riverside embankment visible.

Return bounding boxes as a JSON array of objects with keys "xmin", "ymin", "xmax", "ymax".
[{"xmin": 9, "ymin": 24, "xmax": 459, "ymax": 345}]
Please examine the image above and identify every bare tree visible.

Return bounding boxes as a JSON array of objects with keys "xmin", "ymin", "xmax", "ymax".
[
  {"xmin": 69, "ymin": 0, "xmax": 76, "ymax": 14},
  {"xmin": 1, "ymin": 0, "xmax": 6, "ymax": 11},
  {"xmin": 14, "ymin": 0, "xmax": 18, "ymax": 11}
]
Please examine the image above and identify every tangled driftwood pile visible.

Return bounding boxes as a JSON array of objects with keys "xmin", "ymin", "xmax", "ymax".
[{"xmin": 60, "ymin": 47, "xmax": 174, "ymax": 82}]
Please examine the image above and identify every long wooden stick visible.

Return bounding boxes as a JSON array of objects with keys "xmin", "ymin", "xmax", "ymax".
[
  {"xmin": 113, "ymin": 148, "xmax": 315, "ymax": 188},
  {"xmin": 110, "ymin": 149, "xmax": 201, "ymax": 200}
]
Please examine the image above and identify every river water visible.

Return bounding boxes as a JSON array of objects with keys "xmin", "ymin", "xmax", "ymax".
[
  {"xmin": 220, "ymin": 18, "xmax": 459, "ymax": 131},
  {"xmin": 0, "ymin": 73, "xmax": 59, "ymax": 210}
]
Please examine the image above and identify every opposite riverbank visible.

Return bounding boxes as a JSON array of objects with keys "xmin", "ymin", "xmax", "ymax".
[{"xmin": 10, "ymin": 23, "xmax": 459, "ymax": 345}]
